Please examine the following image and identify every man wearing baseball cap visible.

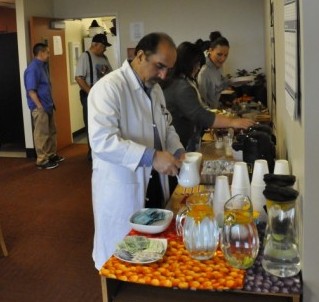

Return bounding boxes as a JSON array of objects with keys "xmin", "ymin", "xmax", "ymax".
[
  {"xmin": 92, "ymin": 33, "xmax": 112, "ymax": 47},
  {"xmin": 75, "ymin": 33, "xmax": 113, "ymax": 161}
]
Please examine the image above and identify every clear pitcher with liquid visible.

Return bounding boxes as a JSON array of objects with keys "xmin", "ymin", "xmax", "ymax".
[
  {"xmin": 262, "ymin": 190, "xmax": 301, "ymax": 278},
  {"xmin": 221, "ymin": 194, "xmax": 259, "ymax": 269},
  {"xmin": 176, "ymin": 192, "xmax": 219, "ymax": 260}
]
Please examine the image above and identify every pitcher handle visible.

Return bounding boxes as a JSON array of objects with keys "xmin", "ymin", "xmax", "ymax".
[{"xmin": 175, "ymin": 206, "xmax": 188, "ymax": 236}]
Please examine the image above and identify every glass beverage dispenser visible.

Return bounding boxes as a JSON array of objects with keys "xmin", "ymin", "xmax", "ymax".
[{"xmin": 262, "ymin": 185, "xmax": 300, "ymax": 278}]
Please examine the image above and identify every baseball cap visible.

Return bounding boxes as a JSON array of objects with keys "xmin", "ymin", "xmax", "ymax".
[{"xmin": 92, "ymin": 34, "xmax": 112, "ymax": 47}]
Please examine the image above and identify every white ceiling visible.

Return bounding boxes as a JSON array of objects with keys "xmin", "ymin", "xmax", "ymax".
[{"xmin": 0, "ymin": 0, "xmax": 15, "ymax": 8}]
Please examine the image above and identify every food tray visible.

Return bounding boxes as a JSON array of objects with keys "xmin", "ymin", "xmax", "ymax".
[
  {"xmin": 200, "ymin": 160, "xmax": 234, "ymax": 185},
  {"xmin": 102, "ymin": 240, "xmax": 245, "ymax": 290}
]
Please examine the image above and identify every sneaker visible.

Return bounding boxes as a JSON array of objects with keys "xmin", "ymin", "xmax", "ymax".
[
  {"xmin": 37, "ymin": 161, "xmax": 59, "ymax": 170},
  {"xmin": 49, "ymin": 154, "xmax": 65, "ymax": 163}
]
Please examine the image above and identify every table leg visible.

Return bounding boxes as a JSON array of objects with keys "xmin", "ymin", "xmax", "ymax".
[
  {"xmin": 0, "ymin": 223, "xmax": 8, "ymax": 256},
  {"xmin": 101, "ymin": 276, "xmax": 108, "ymax": 302},
  {"xmin": 292, "ymin": 294, "xmax": 301, "ymax": 302}
]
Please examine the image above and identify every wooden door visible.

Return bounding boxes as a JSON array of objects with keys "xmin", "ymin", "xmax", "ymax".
[{"xmin": 29, "ymin": 17, "xmax": 72, "ymax": 150}]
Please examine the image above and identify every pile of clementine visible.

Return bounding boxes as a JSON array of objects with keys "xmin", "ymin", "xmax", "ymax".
[{"xmin": 100, "ymin": 239, "xmax": 245, "ymax": 291}]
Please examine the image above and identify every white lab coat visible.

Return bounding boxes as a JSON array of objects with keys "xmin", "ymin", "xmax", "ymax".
[{"xmin": 88, "ymin": 60, "xmax": 183, "ymax": 269}]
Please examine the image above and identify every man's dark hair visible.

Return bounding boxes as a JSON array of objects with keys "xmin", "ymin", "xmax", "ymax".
[
  {"xmin": 173, "ymin": 42, "xmax": 205, "ymax": 79},
  {"xmin": 33, "ymin": 43, "xmax": 48, "ymax": 56},
  {"xmin": 134, "ymin": 32, "xmax": 176, "ymax": 56}
]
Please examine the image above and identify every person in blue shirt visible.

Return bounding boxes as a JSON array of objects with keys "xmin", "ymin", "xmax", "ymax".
[{"xmin": 24, "ymin": 43, "xmax": 64, "ymax": 169}]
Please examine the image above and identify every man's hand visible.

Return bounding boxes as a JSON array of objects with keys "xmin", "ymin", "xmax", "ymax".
[
  {"xmin": 153, "ymin": 151, "xmax": 182, "ymax": 176},
  {"xmin": 231, "ymin": 118, "xmax": 255, "ymax": 129},
  {"xmin": 213, "ymin": 115, "xmax": 255, "ymax": 130},
  {"xmin": 75, "ymin": 76, "xmax": 91, "ymax": 94}
]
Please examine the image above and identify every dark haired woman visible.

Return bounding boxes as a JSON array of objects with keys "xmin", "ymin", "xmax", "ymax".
[
  {"xmin": 163, "ymin": 41, "xmax": 253, "ymax": 152},
  {"xmin": 195, "ymin": 38, "xmax": 210, "ymax": 56},
  {"xmin": 163, "ymin": 41, "xmax": 253, "ymax": 194},
  {"xmin": 198, "ymin": 31, "xmax": 230, "ymax": 108}
]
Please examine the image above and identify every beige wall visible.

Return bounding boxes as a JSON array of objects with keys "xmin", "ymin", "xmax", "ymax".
[{"xmin": 53, "ymin": 0, "xmax": 265, "ymax": 76}]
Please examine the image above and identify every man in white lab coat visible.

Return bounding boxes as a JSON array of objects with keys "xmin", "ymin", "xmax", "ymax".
[{"xmin": 88, "ymin": 33, "xmax": 185, "ymax": 269}]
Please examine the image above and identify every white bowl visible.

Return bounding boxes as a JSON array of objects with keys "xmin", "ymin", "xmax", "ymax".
[{"xmin": 129, "ymin": 208, "xmax": 173, "ymax": 234}]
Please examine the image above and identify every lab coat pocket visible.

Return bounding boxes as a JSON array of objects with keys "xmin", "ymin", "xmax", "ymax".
[
  {"xmin": 108, "ymin": 182, "xmax": 141, "ymax": 224},
  {"xmin": 92, "ymin": 171, "xmax": 143, "ymax": 225}
]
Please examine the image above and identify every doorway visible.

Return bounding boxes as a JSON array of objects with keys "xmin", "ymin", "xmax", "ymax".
[
  {"xmin": 0, "ymin": 6, "xmax": 25, "ymax": 157},
  {"xmin": 0, "ymin": 33, "xmax": 24, "ymax": 153},
  {"xmin": 64, "ymin": 16, "xmax": 120, "ymax": 143},
  {"xmin": 0, "ymin": 9, "xmax": 120, "ymax": 157}
]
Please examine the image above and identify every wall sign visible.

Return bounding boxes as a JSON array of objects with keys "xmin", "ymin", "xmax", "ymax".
[
  {"xmin": 129, "ymin": 22, "xmax": 144, "ymax": 43},
  {"xmin": 53, "ymin": 35, "xmax": 63, "ymax": 55}
]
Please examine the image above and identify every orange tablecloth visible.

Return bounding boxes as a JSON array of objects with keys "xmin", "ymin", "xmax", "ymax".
[{"xmin": 100, "ymin": 192, "xmax": 246, "ymax": 291}]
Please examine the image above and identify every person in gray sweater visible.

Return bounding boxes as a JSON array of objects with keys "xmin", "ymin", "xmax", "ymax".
[
  {"xmin": 198, "ymin": 31, "xmax": 230, "ymax": 109},
  {"xmin": 163, "ymin": 41, "xmax": 254, "ymax": 152}
]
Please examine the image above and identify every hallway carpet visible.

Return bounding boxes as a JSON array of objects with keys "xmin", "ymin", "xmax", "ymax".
[{"xmin": 0, "ymin": 144, "xmax": 102, "ymax": 302}]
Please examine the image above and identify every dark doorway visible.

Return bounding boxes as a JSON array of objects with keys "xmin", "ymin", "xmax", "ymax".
[{"xmin": 0, "ymin": 32, "xmax": 25, "ymax": 149}]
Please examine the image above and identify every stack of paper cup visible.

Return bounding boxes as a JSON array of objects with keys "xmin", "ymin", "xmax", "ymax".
[
  {"xmin": 213, "ymin": 175, "xmax": 231, "ymax": 227},
  {"xmin": 251, "ymin": 159, "xmax": 269, "ymax": 222},
  {"xmin": 274, "ymin": 159, "xmax": 290, "ymax": 175},
  {"xmin": 231, "ymin": 162, "xmax": 251, "ymax": 198}
]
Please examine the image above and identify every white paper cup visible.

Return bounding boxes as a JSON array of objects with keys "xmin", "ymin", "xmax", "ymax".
[
  {"xmin": 274, "ymin": 159, "xmax": 290, "ymax": 175},
  {"xmin": 232, "ymin": 161, "xmax": 250, "ymax": 196},
  {"xmin": 251, "ymin": 159, "xmax": 269, "ymax": 186},
  {"xmin": 213, "ymin": 176, "xmax": 231, "ymax": 227}
]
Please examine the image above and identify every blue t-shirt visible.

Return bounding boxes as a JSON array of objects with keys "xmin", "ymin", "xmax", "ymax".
[{"xmin": 24, "ymin": 58, "xmax": 54, "ymax": 113}]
